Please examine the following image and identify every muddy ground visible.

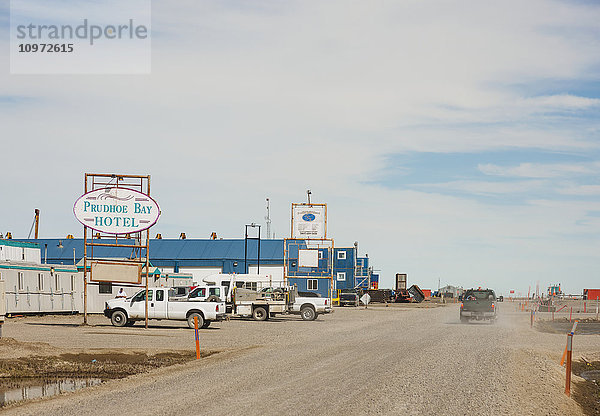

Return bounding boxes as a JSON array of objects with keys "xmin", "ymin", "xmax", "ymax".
[
  {"xmin": 0, "ymin": 338, "xmax": 210, "ymax": 379},
  {"xmin": 536, "ymin": 318, "xmax": 600, "ymax": 335},
  {"xmin": 572, "ymin": 359, "xmax": 600, "ymax": 416}
]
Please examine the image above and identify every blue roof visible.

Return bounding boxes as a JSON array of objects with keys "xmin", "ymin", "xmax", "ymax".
[
  {"xmin": 24, "ymin": 238, "xmax": 285, "ymax": 265},
  {"xmin": 0, "ymin": 240, "xmax": 39, "ymax": 249}
]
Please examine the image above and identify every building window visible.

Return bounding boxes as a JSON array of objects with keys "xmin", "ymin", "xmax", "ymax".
[
  {"xmin": 70, "ymin": 275, "xmax": 75, "ymax": 291},
  {"xmin": 99, "ymin": 282, "xmax": 113, "ymax": 294},
  {"xmin": 22, "ymin": 248, "xmax": 25, "ymax": 260},
  {"xmin": 244, "ymin": 282, "xmax": 258, "ymax": 291},
  {"xmin": 55, "ymin": 274, "xmax": 60, "ymax": 291},
  {"xmin": 307, "ymin": 279, "xmax": 318, "ymax": 290},
  {"xmin": 38, "ymin": 273, "xmax": 44, "ymax": 290},
  {"xmin": 336, "ymin": 272, "xmax": 346, "ymax": 281},
  {"xmin": 337, "ymin": 251, "xmax": 346, "ymax": 260},
  {"xmin": 18, "ymin": 272, "xmax": 24, "ymax": 291},
  {"xmin": 318, "ymin": 251, "xmax": 323, "ymax": 259}
]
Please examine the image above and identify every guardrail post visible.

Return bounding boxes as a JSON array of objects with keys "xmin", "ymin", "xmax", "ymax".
[{"xmin": 565, "ymin": 333, "xmax": 573, "ymax": 397}]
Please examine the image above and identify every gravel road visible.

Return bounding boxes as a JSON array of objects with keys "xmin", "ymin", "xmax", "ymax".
[{"xmin": 2, "ymin": 303, "xmax": 594, "ymax": 415}]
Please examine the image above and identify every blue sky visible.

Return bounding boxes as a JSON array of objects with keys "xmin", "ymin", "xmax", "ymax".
[
  {"xmin": 1, "ymin": 0, "xmax": 600, "ymax": 295},
  {"xmin": 377, "ymin": 149, "xmax": 600, "ymax": 203}
]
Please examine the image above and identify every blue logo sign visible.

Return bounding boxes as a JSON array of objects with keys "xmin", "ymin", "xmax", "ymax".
[{"xmin": 302, "ymin": 213, "xmax": 316, "ymax": 222}]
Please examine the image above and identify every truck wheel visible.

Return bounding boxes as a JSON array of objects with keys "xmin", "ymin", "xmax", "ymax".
[
  {"xmin": 187, "ymin": 312, "xmax": 204, "ymax": 329},
  {"xmin": 111, "ymin": 310, "xmax": 127, "ymax": 327},
  {"xmin": 253, "ymin": 307, "xmax": 268, "ymax": 321},
  {"xmin": 301, "ymin": 306, "xmax": 316, "ymax": 321},
  {"xmin": 201, "ymin": 321, "xmax": 211, "ymax": 329},
  {"xmin": 206, "ymin": 295, "xmax": 221, "ymax": 302}
]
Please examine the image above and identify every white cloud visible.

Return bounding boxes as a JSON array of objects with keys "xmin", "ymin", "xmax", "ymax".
[
  {"xmin": 415, "ymin": 180, "xmax": 546, "ymax": 195},
  {"xmin": 558, "ymin": 184, "xmax": 600, "ymax": 196},
  {"xmin": 478, "ymin": 162, "xmax": 600, "ymax": 178},
  {"xmin": 519, "ymin": 94, "xmax": 600, "ymax": 111}
]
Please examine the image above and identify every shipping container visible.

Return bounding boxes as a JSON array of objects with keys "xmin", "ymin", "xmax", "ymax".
[{"xmin": 584, "ymin": 289, "xmax": 600, "ymax": 300}]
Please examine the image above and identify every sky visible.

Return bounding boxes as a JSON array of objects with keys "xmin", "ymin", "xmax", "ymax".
[{"xmin": 1, "ymin": 0, "xmax": 600, "ymax": 296}]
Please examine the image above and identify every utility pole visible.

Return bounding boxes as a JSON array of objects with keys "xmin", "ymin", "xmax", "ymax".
[{"xmin": 34, "ymin": 209, "xmax": 39, "ymax": 239}]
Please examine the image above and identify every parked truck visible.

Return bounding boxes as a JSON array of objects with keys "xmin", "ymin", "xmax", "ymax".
[
  {"xmin": 104, "ymin": 287, "xmax": 226, "ymax": 329},
  {"xmin": 231, "ymin": 286, "xmax": 333, "ymax": 321},
  {"xmin": 288, "ymin": 290, "xmax": 333, "ymax": 320},
  {"xmin": 187, "ymin": 274, "xmax": 332, "ymax": 321}
]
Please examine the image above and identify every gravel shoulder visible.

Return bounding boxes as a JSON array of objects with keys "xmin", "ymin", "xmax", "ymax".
[{"xmin": 0, "ymin": 302, "xmax": 596, "ymax": 415}]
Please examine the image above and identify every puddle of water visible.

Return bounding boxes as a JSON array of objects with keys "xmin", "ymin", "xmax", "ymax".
[
  {"xmin": 0, "ymin": 378, "xmax": 103, "ymax": 407},
  {"xmin": 581, "ymin": 370, "xmax": 600, "ymax": 383},
  {"xmin": 537, "ymin": 321, "xmax": 600, "ymax": 335}
]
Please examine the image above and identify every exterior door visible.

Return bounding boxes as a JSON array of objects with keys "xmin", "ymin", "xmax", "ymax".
[
  {"xmin": 129, "ymin": 289, "xmax": 151, "ymax": 319},
  {"xmin": 150, "ymin": 289, "xmax": 167, "ymax": 318}
]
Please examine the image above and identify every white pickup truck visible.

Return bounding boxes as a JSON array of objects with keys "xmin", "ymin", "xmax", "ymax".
[
  {"xmin": 289, "ymin": 293, "xmax": 333, "ymax": 321},
  {"xmin": 184, "ymin": 283, "xmax": 333, "ymax": 321},
  {"xmin": 104, "ymin": 288, "xmax": 226, "ymax": 329}
]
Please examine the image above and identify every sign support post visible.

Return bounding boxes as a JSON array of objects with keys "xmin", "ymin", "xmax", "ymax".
[{"xmin": 76, "ymin": 173, "xmax": 160, "ymax": 329}]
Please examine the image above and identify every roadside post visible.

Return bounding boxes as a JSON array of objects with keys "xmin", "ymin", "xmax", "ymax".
[
  {"xmin": 530, "ymin": 310, "xmax": 534, "ymax": 328},
  {"xmin": 194, "ymin": 316, "xmax": 200, "ymax": 359},
  {"xmin": 0, "ymin": 279, "xmax": 5, "ymax": 338},
  {"xmin": 565, "ymin": 333, "xmax": 573, "ymax": 397},
  {"xmin": 560, "ymin": 321, "xmax": 578, "ymax": 367},
  {"xmin": 569, "ymin": 307, "xmax": 572, "ymax": 323}
]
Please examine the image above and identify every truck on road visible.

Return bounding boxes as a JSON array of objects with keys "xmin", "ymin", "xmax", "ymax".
[
  {"xmin": 460, "ymin": 288, "xmax": 497, "ymax": 323},
  {"xmin": 104, "ymin": 288, "xmax": 226, "ymax": 329}
]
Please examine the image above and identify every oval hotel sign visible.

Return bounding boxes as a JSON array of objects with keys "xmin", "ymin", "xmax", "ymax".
[{"xmin": 74, "ymin": 188, "xmax": 161, "ymax": 234}]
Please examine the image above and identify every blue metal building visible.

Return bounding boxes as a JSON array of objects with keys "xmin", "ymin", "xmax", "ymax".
[
  {"xmin": 25, "ymin": 238, "xmax": 376, "ymax": 297},
  {"xmin": 333, "ymin": 247, "xmax": 356, "ymax": 291},
  {"xmin": 26, "ymin": 238, "xmax": 284, "ymax": 277}
]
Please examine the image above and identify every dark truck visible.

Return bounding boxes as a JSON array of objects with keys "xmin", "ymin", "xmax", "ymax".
[
  {"xmin": 460, "ymin": 289, "xmax": 497, "ymax": 323},
  {"xmin": 339, "ymin": 290, "xmax": 360, "ymax": 307}
]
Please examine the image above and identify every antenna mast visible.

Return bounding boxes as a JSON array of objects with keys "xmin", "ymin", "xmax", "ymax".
[{"xmin": 265, "ymin": 198, "xmax": 271, "ymax": 239}]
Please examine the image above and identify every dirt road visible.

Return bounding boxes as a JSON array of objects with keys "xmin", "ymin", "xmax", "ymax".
[{"xmin": 2, "ymin": 303, "xmax": 595, "ymax": 415}]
